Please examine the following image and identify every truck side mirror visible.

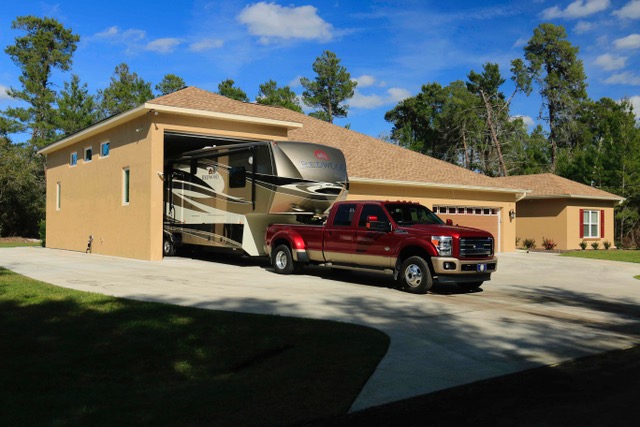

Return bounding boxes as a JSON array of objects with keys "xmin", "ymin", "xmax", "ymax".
[{"xmin": 367, "ymin": 218, "xmax": 392, "ymax": 232}]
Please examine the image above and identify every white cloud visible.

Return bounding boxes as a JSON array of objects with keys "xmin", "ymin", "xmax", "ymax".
[
  {"xmin": 542, "ymin": 0, "xmax": 610, "ymax": 19},
  {"xmin": 605, "ymin": 71, "xmax": 640, "ymax": 85},
  {"xmin": 145, "ymin": 38, "xmax": 182, "ymax": 54},
  {"xmin": 189, "ymin": 38, "xmax": 224, "ymax": 52},
  {"xmin": 512, "ymin": 115, "xmax": 535, "ymax": 127},
  {"xmin": 95, "ymin": 26, "xmax": 146, "ymax": 42},
  {"xmin": 350, "ymin": 87, "xmax": 411, "ymax": 109},
  {"xmin": 594, "ymin": 53, "xmax": 628, "ymax": 70},
  {"xmin": 612, "ymin": 0, "xmax": 640, "ymax": 19},
  {"xmin": 237, "ymin": 2, "xmax": 333, "ymax": 44},
  {"xmin": 354, "ymin": 75, "xmax": 376, "ymax": 88},
  {"xmin": 614, "ymin": 33, "xmax": 640, "ymax": 49},
  {"xmin": 574, "ymin": 20, "xmax": 595, "ymax": 33},
  {"xmin": 0, "ymin": 84, "xmax": 11, "ymax": 100},
  {"xmin": 513, "ymin": 37, "xmax": 528, "ymax": 48},
  {"xmin": 628, "ymin": 95, "xmax": 640, "ymax": 118}
]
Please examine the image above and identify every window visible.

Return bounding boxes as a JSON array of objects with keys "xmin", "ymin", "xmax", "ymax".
[
  {"xmin": 581, "ymin": 209, "xmax": 602, "ymax": 238},
  {"xmin": 122, "ymin": 167, "xmax": 130, "ymax": 205},
  {"xmin": 358, "ymin": 204, "xmax": 388, "ymax": 228},
  {"xmin": 56, "ymin": 182, "xmax": 61, "ymax": 211},
  {"xmin": 70, "ymin": 152, "xmax": 77, "ymax": 166},
  {"xmin": 333, "ymin": 204, "xmax": 356, "ymax": 226},
  {"xmin": 100, "ymin": 142, "xmax": 110, "ymax": 158},
  {"xmin": 84, "ymin": 146, "xmax": 93, "ymax": 162}
]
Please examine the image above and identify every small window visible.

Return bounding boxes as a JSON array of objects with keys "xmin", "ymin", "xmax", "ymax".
[
  {"xmin": 475, "ymin": 208, "xmax": 482, "ymax": 215},
  {"xmin": 466, "ymin": 207, "xmax": 474, "ymax": 214},
  {"xmin": 333, "ymin": 204, "xmax": 356, "ymax": 227},
  {"xmin": 122, "ymin": 167, "xmax": 130, "ymax": 205},
  {"xmin": 84, "ymin": 146, "xmax": 93, "ymax": 162},
  {"xmin": 448, "ymin": 207, "xmax": 456, "ymax": 214},
  {"xmin": 457, "ymin": 207, "xmax": 465, "ymax": 214},
  {"xmin": 483, "ymin": 208, "xmax": 491, "ymax": 215},
  {"xmin": 100, "ymin": 142, "xmax": 110, "ymax": 158},
  {"xmin": 583, "ymin": 210, "xmax": 600, "ymax": 238},
  {"xmin": 56, "ymin": 182, "xmax": 61, "ymax": 211},
  {"xmin": 70, "ymin": 152, "xmax": 77, "ymax": 166}
]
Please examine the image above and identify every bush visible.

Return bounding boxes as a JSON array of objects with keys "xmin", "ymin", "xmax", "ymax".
[
  {"xmin": 542, "ymin": 237, "xmax": 557, "ymax": 250},
  {"xmin": 579, "ymin": 241, "xmax": 587, "ymax": 250},
  {"xmin": 523, "ymin": 238, "xmax": 536, "ymax": 249},
  {"xmin": 591, "ymin": 241, "xmax": 600, "ymax": 250},
  {"xmin": 38, "ymin": 219, "xmax": 46, "ymax": 247},
  {"xmin": 603, "ymin": 240, "xmax": 612, "ymax": 250}
]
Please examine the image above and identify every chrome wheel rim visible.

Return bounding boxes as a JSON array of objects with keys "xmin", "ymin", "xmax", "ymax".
[
  {"xmin": 163, "ymin": 241, "xmax": 171, "ymax": 254},
  {"xmin": 404, "ymin": 264, "xmax": 423, "ymax": 288},
  {"xmin": 275, "ymin": 251, "xmax": 288, "ymax": 270}
]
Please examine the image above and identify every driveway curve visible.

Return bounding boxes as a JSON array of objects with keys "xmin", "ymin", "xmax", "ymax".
[{"xmin": 2, "ymin": 247, "xmax": 640, "ymax": 411}]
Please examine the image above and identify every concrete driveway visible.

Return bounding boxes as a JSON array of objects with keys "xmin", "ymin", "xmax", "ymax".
[{"xmin": 2, "ymin": 247, "xmax": 640, "ymax": 411}]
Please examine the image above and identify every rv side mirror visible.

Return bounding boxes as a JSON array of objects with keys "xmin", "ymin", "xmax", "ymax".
[
  {"xmin": 229, "ymin": 166, "xmax": 246, "ymax": 188},
  {"xmin": 446, "ymin": 219, "xmax": 454, "ymax": 226}
]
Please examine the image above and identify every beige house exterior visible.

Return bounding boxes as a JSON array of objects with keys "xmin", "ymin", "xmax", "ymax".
[
  {"xmin": 495, "ymin": 174, "xmax": 624, "ymax": 250},
  {"xmin": 40, "ymin": 87, "xmax": 579, "ymax": 260}
]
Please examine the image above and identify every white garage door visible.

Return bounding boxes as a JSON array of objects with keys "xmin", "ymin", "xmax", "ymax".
[{"xmin": 432, "ymin": 206, "xmax": 500, "ymax": 252}]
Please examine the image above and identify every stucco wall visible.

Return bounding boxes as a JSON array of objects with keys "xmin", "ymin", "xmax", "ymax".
[
  {"xmin": 347, "ymin": 181, "xmax": 518, "ymax": 252},
  {"xmin": 515, "ymin": 198, "xmax": 617, "ymax": 250}
]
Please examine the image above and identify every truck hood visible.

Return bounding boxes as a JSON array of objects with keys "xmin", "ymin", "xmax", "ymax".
[{"xmin": 397, "ymin": 223, "xmax": 494, "ymax": 239}]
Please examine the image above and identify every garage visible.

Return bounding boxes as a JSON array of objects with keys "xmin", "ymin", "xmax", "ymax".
[{"xmin": 432, "ymin": 205, "xmax": 501, "ymax": 251}]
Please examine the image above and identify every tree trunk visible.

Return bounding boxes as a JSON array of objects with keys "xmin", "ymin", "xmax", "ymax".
[{"xmin": 480, "ymin": 91, "xmax": 507, "ymax": 176}]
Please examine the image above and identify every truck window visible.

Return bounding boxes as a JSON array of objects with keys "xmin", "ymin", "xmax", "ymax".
[
  {"xmin": 385, "ymin": 203, "xmax": 444, "ymax": 225},
  {"xmin": 358, "ymin": 204, "xmax": 389, "ymax": 228},
  {"xmin": 333, "ymin": 204, "xmax": 357, "ymax": 226}
]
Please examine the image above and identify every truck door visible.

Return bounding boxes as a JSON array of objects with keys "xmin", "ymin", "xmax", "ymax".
[
  {"xmin": 354, "ymin": 204, "xmax": 394, "ymax": 268},
  {"xmin": 323, "ymin": 203, "xmax": 357, "ymax": 264}
]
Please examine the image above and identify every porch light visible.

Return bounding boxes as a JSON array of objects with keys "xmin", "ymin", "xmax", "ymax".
[{"xmin": 509, "ymin": 209, "xmax": 516, "ymax": 221}]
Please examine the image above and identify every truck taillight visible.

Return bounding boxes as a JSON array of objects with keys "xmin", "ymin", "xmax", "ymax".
[{"xmin": 431, "ymin": 236, "xmax": 452, "ymax": 256}]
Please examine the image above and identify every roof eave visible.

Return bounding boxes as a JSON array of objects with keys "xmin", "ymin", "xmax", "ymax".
[
  {"xmin": 524, "ymin": 194, "xmax": 625, "ymax": 202},
  {"xmin": 350, "ymin": 176, "xmax": 530, "ymax": 195}
]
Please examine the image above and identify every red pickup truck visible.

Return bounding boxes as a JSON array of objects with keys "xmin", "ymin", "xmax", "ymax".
[{"xmin": 264, "ymin": 200, "xmax": 498, "ymax": 294}]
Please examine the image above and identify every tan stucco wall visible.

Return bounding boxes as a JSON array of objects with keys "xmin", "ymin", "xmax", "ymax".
[
  {"xmin": 347, "ymin": 181, "xmax": 518, "ymax": 252},
  {"xmin": 45, "ymin": 112, "xmax": 292, "ymax": 260},
  {"xmin": 515, "ymin": 198, "xmax": 617, "ymax": 250}
]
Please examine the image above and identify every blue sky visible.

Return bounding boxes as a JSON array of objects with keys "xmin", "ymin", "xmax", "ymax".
[{"xmin": 1, "ymin": 0, "xmax": 639, "ymax": 142}]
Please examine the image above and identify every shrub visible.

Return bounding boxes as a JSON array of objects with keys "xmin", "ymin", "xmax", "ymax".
[
  {"xmin": 603, "ymin": 240, "xmax": 612, "ymax": 250},
  {"xmin": 542, "ymin": 237, "xmax": 557, "ymax": 250},
  {"xmin": 591, "ymin": 241, "xmax": 600, "ymax": 250},
  {"xmin": 523, "ymin": 238, "xmax": 536, "ymax": 249},
  {"xmin": 579, "ymin": 240, "xmax": 587, "ymax": 250}
]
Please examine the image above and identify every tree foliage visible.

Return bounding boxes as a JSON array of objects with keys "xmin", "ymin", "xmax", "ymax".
[
  {"xmin": 4, "ymin": 15, "xmax": 79, "ymax": 150},
  {"xmin": 155, "ymin": 74, "xmax": 186, "ymax": 96},
  {"xmin": 256, "ymin": 80, "xmax": 302, "ymax": 112},
  {"xmin": 300, "ymin": 51, "xmax": 357, "ymax": 123},
  {"xmin": 55, "ymin": 74, "xmax": 99, "ymax": 137},
  {"xmin": 98, "ymin": 63, "xmax": 154, "ymax": 118},
  {"xmin": 217, "ymin": 79, "xmax": 249, "ymax": 102}
]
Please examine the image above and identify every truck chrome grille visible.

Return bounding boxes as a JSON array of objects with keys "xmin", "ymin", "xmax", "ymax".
[{"xmin": 459, "ymin": 238, "xmax": 493, "ymax": 258}]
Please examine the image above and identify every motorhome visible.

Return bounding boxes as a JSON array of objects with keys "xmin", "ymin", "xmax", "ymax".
[{"xmin": 163, "ymin": 140, "xmax": 348, "ymax": 256}]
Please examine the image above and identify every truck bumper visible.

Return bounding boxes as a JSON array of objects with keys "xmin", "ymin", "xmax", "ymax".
[{"xmin": 430, "ymin": 256, "xmax": 498, "ymax": 283}]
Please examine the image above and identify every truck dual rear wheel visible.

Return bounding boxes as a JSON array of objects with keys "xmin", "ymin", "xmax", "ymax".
[
  {"xmin": 399, "ymin": 256, "xmax": 433, "ymax": 294},
  {"xmin": 272, "ymin": 244, "xmax": 302, "ymax": 274}
]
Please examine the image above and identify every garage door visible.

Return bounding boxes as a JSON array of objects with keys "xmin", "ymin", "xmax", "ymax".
[{"xmin": 432, "ymin": 206, "xmax": 500, "ymax": 251}]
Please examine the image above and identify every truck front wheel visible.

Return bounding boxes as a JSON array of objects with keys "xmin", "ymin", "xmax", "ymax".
[
  {"xmin": 399, "ymin": 256, "xmax": 433, "ymax": 294},
  {"xmin": 272, "ymin": 244, "xmax": 302, "ymax": 275}
]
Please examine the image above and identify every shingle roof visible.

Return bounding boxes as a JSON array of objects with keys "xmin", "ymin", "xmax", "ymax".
[
  {"xmin": 494, "ymin": 173, "xmax": 623, "ymax": 200},
  {"xmin": 150, "ymin": 87, "xmax": 506, "ymax": 190}
]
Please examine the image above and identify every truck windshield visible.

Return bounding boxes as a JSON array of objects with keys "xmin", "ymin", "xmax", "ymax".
[{"xmin": 384, "ymin": 203, "xmax": 444, "ymax": 225}]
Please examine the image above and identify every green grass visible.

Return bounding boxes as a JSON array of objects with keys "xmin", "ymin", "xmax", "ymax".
[
  {"xmin": 0, "ymin": 241, "xmax": 41, "ymax": 248},
  {"xmin": 0, "ymin": 268, "xmax": 389, "ymax": 427},
  {"xmin": 560, "ymin": 249, "xmax": 640, "ymax": 263}
]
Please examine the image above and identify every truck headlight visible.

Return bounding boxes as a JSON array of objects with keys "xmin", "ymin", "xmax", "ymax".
[{"xmin": 431, "ymin": 236, "xmax": 452, "ymax": 256}]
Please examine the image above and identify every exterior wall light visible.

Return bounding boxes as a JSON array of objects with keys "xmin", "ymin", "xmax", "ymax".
[{"xmin": 509, "ymin": 209, "xmax": 516, "ymax": 221}]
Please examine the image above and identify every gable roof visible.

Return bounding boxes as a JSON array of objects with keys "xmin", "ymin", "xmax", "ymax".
[
  {"xmin": 150, "ymin": 87, "xmax": 520, "ymax": 194},
  {"xmin": 494, "ymin": 173, "xmax": 623, "ymax": 201}
]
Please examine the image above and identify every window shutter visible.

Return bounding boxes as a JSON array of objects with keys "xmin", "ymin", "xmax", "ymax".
[
  {"xmin": 600, "ymin": 210, "xmax": 605, "ymax": 238},
  {"xmin": 579, "ymin": 209, "xmax": 584, "ymax": 238}
]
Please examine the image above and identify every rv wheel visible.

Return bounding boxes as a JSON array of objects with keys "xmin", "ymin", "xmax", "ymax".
[
  {"xmin": 163, "ymin": 238, "xmax": 175, "ymax": 257},
  {"xmin": 272, "ymin": 244, "xmax": 300, "ymax": 274}
]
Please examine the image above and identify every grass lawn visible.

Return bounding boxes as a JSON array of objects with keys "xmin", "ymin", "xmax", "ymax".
[
  {"xmin": 561, "ymin": 249, "xmax": 640, "ymax": 263},
  {"xmin": 0, "ymin": 268, "xmax": 389, "ymax": 427},
  {"xmin": 0, "ymin": 240, "xmax": 41, "ymax": 248}
]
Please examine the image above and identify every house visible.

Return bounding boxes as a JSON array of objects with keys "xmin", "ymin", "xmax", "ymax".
[
  {"xmin": 494, "ymin": 174, "xmax": 624, "ymax": 250},
  {"xmin": 38, "ymin": 86, "xmax": 561, "ymax": 260}
]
